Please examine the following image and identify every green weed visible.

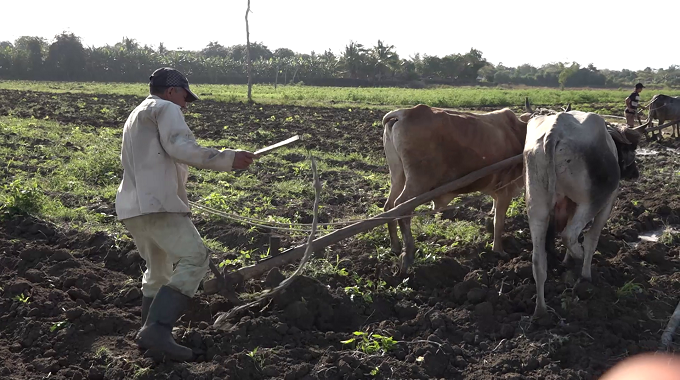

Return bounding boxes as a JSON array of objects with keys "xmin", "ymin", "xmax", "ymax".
[
  {"xmin": 616, "ymin": 280, "xmax": 643, "ymax": 298},
  {"xmin": 0, "ymin": 179, "xmax": 43, "ymax": 218},
  {"xmin": 13, "ymin": 293, "xmax": 30, "ymax": 303},
  {"xmin": 341, "ymin": 331, "xmax": 396, "ymax": 355},
  {"xmin": 50, "ymin": 320, "xmax": 68, "ymax": 332}
]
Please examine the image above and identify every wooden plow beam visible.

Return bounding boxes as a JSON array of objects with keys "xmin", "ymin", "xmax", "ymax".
[
  {"xmin": 206, "ymin": 154, "xmax": 523, "ymax": 294},
  {"xmin": 633, "ymin": 118, "xmax": 680, "ymax": 133}
]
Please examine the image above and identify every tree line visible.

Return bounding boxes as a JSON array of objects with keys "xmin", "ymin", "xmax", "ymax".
[{"xmin": 1, "ymin": 32, "xmax": 679, "ymax": 88}]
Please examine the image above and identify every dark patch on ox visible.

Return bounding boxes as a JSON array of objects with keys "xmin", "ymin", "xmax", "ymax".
[
  {"xmin": 583, "ymin": 142, "xmax": 620, "ymax": 211},
  {"xmin": 608, "ymin": 125, "xmax": 641, "ymax": 181},
  {"xmin": 615, "ymin": 143, "xmax": 639, "ymax": 181},
  {"xmin": 169, "ymin": 132, "xmax": 180, "ymax": 144}
]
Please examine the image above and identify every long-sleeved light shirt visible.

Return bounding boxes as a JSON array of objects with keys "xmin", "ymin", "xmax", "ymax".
[{"xmin": 115, "ymin": 95, "xmax": 236, "ymax": 220}]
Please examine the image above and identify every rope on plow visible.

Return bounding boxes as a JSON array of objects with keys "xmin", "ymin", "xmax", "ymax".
[{"xmin": 213, "ymin": 155, "xmax": 323, "ymax": 326}]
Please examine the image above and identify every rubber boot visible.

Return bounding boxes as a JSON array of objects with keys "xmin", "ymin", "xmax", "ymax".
[
  {"xmin": 141, "ymin": 296, "xmax": 153, "ymax": 325},
  {"xmin": 136, "ymin": 285, "xmax": 193, "ymax": 361}
]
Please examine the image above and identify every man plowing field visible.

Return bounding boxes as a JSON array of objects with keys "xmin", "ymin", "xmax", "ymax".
[
  {"xmin": 624, "ymin": 82, "xmax": 645, "ymax": 127},
  {"xmin": 114, "ymin": 67, "xmax": 258, "ymax": 361}
]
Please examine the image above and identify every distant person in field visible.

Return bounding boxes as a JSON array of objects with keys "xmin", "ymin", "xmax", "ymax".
[
  {"xmin": 625, "ymin": 82, "xmax": 645, "ymax": 127},
  {"xmin": 114, "ymin": 67, "xmax": 258, "ymax": 361}
]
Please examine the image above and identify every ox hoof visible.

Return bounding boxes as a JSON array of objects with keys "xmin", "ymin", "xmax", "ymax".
[
  {"xmin": 575, "ymin": 276, "xmax": 593, "ymax": 286},
  {"xmin": 561, "ymin": 253, "xmax": 572, "ymax": 266},
  {"xmin": 531, "ymin": 307, "xmax": 550, "ymax": 323},
  {"xmin": 493, "ymin": 249, "xmax": 509, "ymax": 260},
  {"xmin": 398, "ymin": 253, "xmax": 414, "ymax": 277}
]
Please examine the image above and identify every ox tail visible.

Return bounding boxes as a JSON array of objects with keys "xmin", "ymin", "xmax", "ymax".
[
  {"xmin": 382, "ymin": 109, "xmax": 406, "ymax": 130},
  {"xmin": 382, "ymin": 109, "xmax": 405, "ymax": 151},
  {"xmin": 543, "ymin": 132, "xmax": 559, "ymax": 257},
  {"xmin": 643, "ymin": 94, "xmax": 662, "ymax": 125}
]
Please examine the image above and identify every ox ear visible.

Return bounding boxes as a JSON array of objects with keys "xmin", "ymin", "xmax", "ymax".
[
  {"xmin": 623, "ymin": 125, "xmax": 642, "ymax": 145},
  {"xmin": 525, "ymin": 97, "xmax": 534, "ymax": 113},
  {"xmin": 607, "ymin": 124, "xmax": 632, "ymax": 145}
]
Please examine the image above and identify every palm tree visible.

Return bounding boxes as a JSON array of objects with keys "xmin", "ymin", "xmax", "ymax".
[
  {"xmin": 372, "ymin": 40, "xmax": 399, "ymax": 81},
  {"xmin": 341, "ymin": 41, "xmax": 368, "ymax": 79}
]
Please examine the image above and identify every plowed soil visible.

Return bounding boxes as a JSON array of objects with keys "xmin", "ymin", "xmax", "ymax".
[{"xmin": 2, "ymin": 89, "xmax": 680, "ymax": 380}]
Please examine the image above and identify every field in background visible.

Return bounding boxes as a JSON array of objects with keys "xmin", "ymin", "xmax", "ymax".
[{"xmin": 3, "ymin": 80, "xmax": 680, "ymax": 112}]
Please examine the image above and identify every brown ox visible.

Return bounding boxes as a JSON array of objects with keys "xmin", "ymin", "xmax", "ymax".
[{"xmin": 382, "ymin": 104, "xmax": 528, "ymax": 274}]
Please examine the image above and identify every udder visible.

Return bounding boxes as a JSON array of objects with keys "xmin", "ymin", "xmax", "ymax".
[{"xmin": 554, "ymin": 195, "xmax": 577, "ymax": 233}]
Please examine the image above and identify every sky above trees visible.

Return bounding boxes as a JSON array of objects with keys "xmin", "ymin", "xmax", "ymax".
[{"xmin": 2, "ymin": 0, "xmax": 678, "ymax": 72}]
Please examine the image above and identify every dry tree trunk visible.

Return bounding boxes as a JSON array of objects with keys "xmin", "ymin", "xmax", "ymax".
[{"xmin": 245, "ymin": 0, "xmax": 253, "ymax": 103}]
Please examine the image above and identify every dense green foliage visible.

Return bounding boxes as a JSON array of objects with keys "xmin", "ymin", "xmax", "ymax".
[{"xmin": 1, "ymin": 32, "xmax": 678, "ymax": 88}]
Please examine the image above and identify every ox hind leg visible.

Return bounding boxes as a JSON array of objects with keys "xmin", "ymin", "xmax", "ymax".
[
  {"xmin": 526, "ymin": 190, "xmax": 551, "ymax": 319},
  {"xmin": 490, "ymin": 192, "xmax": 513, "ymax": 258},
  {"xmin": 525, "ymin": 155, "xmax": 552, "ymax": 318},
  {"xmin": 384, "ymin": 171, "xmax": 405, "ymax": 256},
  {"xmin": 580, "ymin": 192, "xmax": 617, "ymax": 281},
  {"xmin": 383, "ymin": 135, "xmax": 406, "ymax": 256},
  {"xmin": 394, "ymin": 179, "xmax": 436, "ymax": 276},
  {"xmin": 560, "ymin": 202, "xmax": 606, "ymax": 282}
]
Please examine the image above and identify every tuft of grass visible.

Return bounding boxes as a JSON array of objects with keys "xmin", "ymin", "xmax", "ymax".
[{"xmin": 616, "ymin": 280, "xmax": 643, "ymax": 298}]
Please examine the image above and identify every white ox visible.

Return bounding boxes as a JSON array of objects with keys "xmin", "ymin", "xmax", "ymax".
[{"xmin": 523, "ymin": 110, "xmax": 641, "ymax": 318}]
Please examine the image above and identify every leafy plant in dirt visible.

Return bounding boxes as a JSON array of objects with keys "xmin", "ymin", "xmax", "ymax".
[
  {"xmin": 343, "ymin": 274, "xmax": 412, "ymax": 303},
  {"xmin": 507, "ymin": 195, "xmax": 526, "ymax": 217},
  {"xmin": 311, "ymin": 254, "xmax": 350, "ymax": 277},
  {"xmin": 659, "ymin": 227, "xmax": 680, "ymax": 246},
  {"xmin": 344, "ymin": 285, "xmax": 374, "ymax": 303},
  {"xmin": 13, "ymin": 293, "xmax": 30, "ymax": 303},
  {"xmin": 94, "ymin": 346, "xmax": 110, "ymax": 360},
  {"xmin": 133, "ymin": 365, "xmax": 152, "ymax": 379},
  {"xmin": 246, "ymin": 347, "xmax": 265, "ymax": 369},
  {"xmin": 616, "ymin": 280, "xmax": 644, "ymax": 298},
  {"xmin": 50, "ymin": 320, "xmax": 68, "ymax": 332},
  {"xmin": 0, "ymin": 178, "xmax": 44, "ymax": 218},
  {"xmin": 218, "ymin": 247, "xmax": 267, "ymax": 268},
  {"xmin": 341, "ymin": 331, "xmax": 396, "ymax": 355}
]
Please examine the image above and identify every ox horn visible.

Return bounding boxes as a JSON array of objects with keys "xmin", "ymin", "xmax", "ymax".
[
  {"xmin": 564, "ymin": 103, "xmax": 571, "ymax": 112},
  {"xmin": 525, "ymin": 97, "xmax": 534, "ymax": 113}
]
